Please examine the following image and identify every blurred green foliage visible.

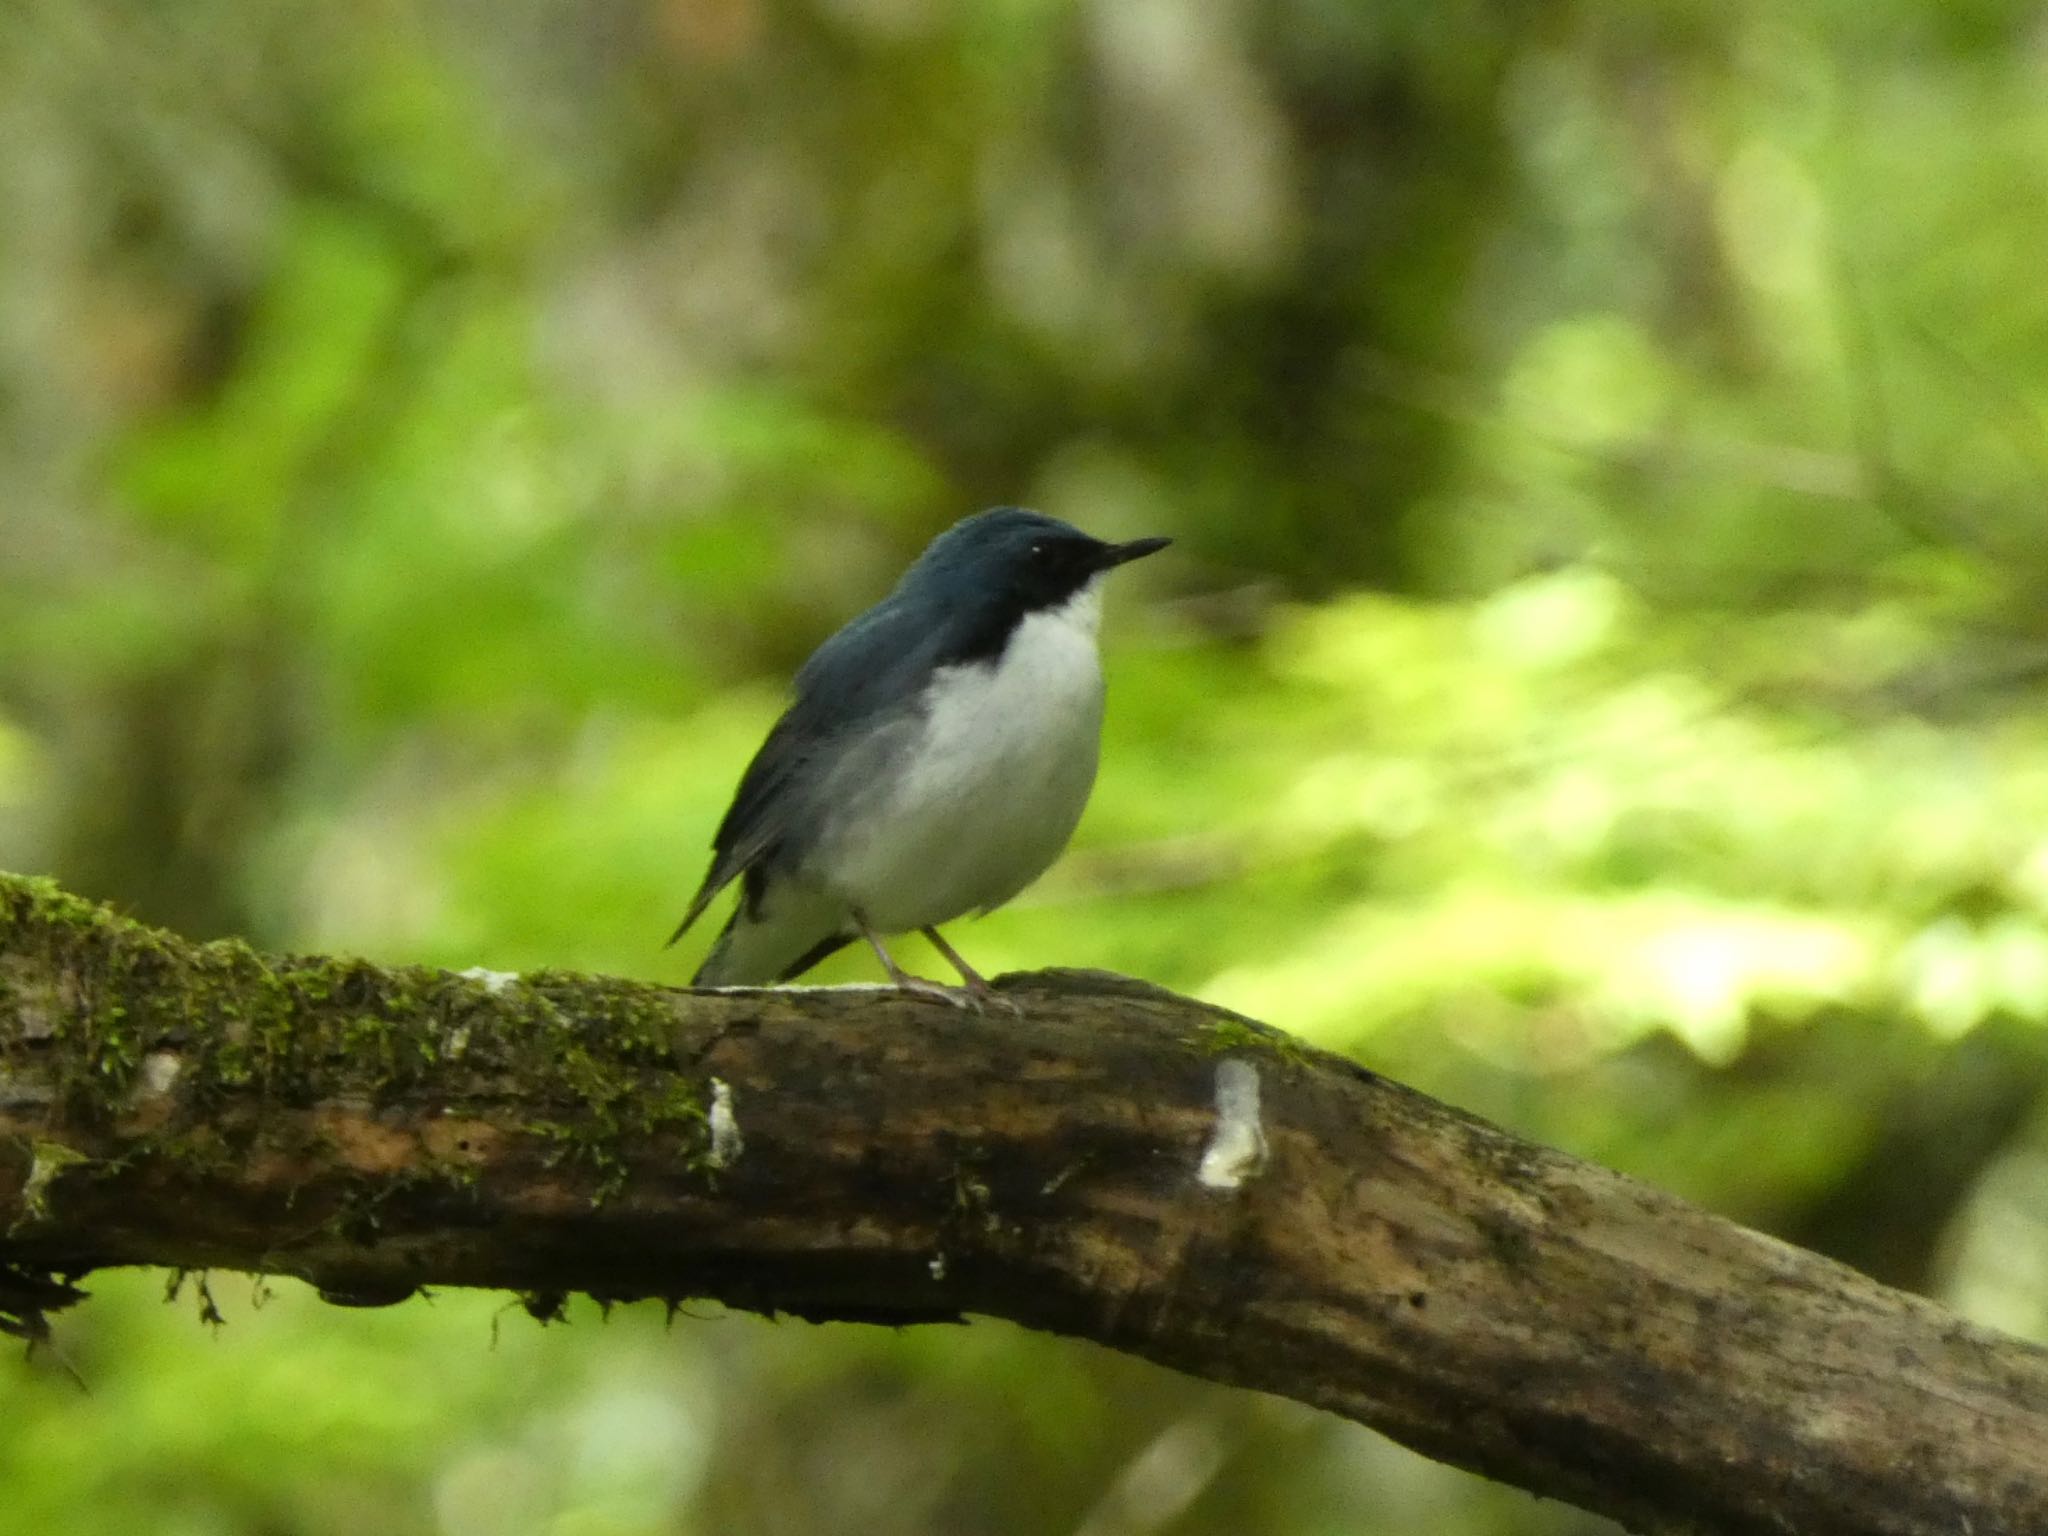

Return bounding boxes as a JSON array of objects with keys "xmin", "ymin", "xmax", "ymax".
[{"xmin": 5, "ymin": 0, "xmax": 2048, "ymax": 1532}]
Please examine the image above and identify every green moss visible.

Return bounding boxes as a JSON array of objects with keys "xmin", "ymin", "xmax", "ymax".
[
  {"xmin": 0, "ymin": 875, "xmax": 118, "ymax": 940},
  {"xmin": 0, "ymin": 871, "xmax": 717, "ymax": 1212},
  {"xmin": 951, "ymin": 1163, "xmax": 992, "ymax": 1214},
  {"xmin": 519, "ymin": 986, "xmax": 709, "ymax": 1202},
  {"xmin": 1188, "ymin": 1015, "xmax": 1312, "ymax": 1068},
  {"xmin": 1, "ymin": 875, "xmax": 181, "ymax": 1098},
  {"xmin": 17, "ymin": 1141, "xmax": 90, "ymax": 1225}
]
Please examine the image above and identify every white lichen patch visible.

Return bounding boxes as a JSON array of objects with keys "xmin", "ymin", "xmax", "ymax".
[
  {"xmin": 457, "ymin": 966, "xmax": 519, "ymax": 994},
  {"xmin": 1196, "ymin": 1059, "xmax": 1268, "ymax": 1191},
  {"xmin": 928, "ymin": 1253, "xmax": 948, "ymax": 1281},
  {"xmin": 140, "ymin": 1049, "xmax": 183, "ymax": 1096},
  {"xmin": 707, "ymin": 1077, "xmax": 744, "ymax": 1169}
]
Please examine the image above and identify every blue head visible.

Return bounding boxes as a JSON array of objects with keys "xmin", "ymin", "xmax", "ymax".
[{"xmin": 896, "ymin": 507, "xmax": 1170, "ymax": 622}]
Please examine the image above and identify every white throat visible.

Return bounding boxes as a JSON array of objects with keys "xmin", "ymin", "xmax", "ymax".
[{"xmin": 1023, "ymin": 577, "xmax": 1104, "ymax": 648}]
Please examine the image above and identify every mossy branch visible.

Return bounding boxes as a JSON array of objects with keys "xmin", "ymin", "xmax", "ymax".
[{"xmin": 2, "ymin": 872, "xmax": 2046, "ymax": 1536}]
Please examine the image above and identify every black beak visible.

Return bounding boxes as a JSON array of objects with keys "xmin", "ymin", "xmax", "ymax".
[{"xmin": 1096, "ymin": 536, "xmax": 1172, "ymax": 570}]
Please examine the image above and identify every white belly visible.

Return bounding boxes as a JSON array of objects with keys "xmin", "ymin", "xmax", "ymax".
[{"xmin": 814, "ymin": 589, "xmax": 1107, "ymax": 932}]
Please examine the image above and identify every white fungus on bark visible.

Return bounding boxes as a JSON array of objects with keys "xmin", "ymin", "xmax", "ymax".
[
  {"xmin": 140, "ymin": 1050, "xmax": 182, "ymax": 1096},
  {"xmin": 707, "ymin": 1077, "xmax": 744, "ymax": 1169},
  {"xmin": 1196, "ymin": 1058, "xmax": 1267, "ymax": 1190}
]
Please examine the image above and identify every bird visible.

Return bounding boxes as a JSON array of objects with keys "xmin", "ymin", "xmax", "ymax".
[{"xmin": 668, "ymin": 507, "xmax": 1169, "ymax": 1007}]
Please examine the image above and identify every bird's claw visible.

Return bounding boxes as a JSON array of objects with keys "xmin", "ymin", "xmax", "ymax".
[
  {"xmin": 971, "ymin": 984, "xmax": 1024, "ymax": 1018},
  {"xmin": 890, "ymin": 974, "xmax": 1022, "ymax": 1016},
  {"xmin": 892, "ymin": 975, "xmax": 979, "ymax": 1011}
]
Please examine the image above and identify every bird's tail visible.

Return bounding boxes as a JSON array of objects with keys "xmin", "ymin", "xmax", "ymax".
[
  {"xmin": 691, "ymin": 904, "xmax": 855, "ymax": 986},
  {"xmin": 690, "ymin": 908, "xmax": 748, "ymax": 986}
]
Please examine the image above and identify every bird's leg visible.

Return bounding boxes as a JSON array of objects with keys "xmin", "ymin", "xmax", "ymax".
[
  {"xmin": 853, "ymin": 912, "xmax": 975, "ymax": 1010},
  {"xmin": 922, "ymin": 927, "xmax": 1020, "ymax": 1015}
]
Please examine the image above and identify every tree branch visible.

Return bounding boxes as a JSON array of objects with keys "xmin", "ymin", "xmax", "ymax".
[{"xmin": 2, "ymin": 872, "xmax": 2045, "ymax": 1535}]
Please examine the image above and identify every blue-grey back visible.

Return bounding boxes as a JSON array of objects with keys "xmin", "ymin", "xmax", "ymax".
[{"xmin": 701, "ymin": 587, "xmax": 965, "ymax": 894}]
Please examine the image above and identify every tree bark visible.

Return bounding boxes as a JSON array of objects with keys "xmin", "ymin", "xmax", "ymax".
[{"xmin": 2, "ymin": 872, "xmax": 2045, "ymax": 1535}]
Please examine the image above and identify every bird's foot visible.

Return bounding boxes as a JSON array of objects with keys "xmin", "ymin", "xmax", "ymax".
[
  {"xmin": 920, "ymin": 927, "xmax": 1023, "ymax": 1016},
  {"xmin": 890, "ymin": 973, "xmax": 982, "ymax": 1010},
  {"xmin": 856, "ymin": 916, "xmax": 1021, "ymax": 1014},
  {"xmin": 883, "ymin": 967, "xmax": 1023, "ymax": 1015},
  {"xmin": 957, "ymin": 974, "xmax": 1023, "ymax": 1016}
]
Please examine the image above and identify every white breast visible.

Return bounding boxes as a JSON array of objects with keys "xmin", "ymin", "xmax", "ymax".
[{"xmin": 817, "ymin": 583, "xmax": 1108, "ymax": 932}]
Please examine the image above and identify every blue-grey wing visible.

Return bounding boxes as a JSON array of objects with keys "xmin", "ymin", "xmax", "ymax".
[{"xmin": 667, "ymin": 597, "xmax": 942, "ymax": 945}]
